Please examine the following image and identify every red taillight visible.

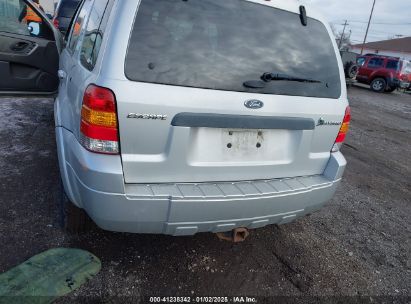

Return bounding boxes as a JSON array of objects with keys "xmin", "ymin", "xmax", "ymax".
[
  {"xmin": 53, "ymin": 18, "xmax": 59, "ymax": 29},
  {"xmin": 80, "ymin": 85, "xmax": 119, "ymax": 154},
  {"xmin": 332, "ymin": 106, "xmax": 351, "ymax": 152}
]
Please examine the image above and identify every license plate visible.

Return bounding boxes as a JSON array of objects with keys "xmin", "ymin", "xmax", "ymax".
[
  {"xmin": 188, "ymin": 128, "xmax": 290, "ymax": 163},
  {"xmin": 222, "ymin": 129, "xmax": 264, "ymax": 151}
]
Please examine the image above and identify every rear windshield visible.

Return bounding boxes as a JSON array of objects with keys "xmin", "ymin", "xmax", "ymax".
[
  {"xmin": 125, "ymin": 0, "xmax": 341, "ymax": 99},
  {"xmin": 402, "ymin": 61, "xmax": 411, "ymax": 74},
  {"xmin": 57, "ymin": 0, "xmax": 81, "ymax": 18}
]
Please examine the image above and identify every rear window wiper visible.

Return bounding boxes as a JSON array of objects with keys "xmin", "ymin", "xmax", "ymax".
[
  {"xmin": 243, "ymin": 73, "xmax": 322, "ymax": 89},
  {"xmin": 261, "ymin": 72, "xmax": 322, "ymax": 83}
]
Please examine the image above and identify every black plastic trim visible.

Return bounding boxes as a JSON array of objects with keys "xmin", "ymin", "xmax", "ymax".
[
  {"xmin": 299, "ymin": 6, "xmax": 308, "ymax": 26},
  {"xmin": 171, "ymin": 113, "xmax": 315, "ymax": 130}
]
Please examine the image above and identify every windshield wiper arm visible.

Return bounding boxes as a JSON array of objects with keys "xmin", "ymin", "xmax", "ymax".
[
  {"xmin": 261, "ymin": 72, "xmax": 322, "ymax": 83},
  {"xmin": 243, "ymin": 73, "xmax": 323, "ymax": 89}
]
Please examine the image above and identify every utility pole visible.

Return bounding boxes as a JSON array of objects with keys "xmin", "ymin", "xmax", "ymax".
[
  {"xmin": 361, "ymin": 0, "xmax": 376, "ymax": 54},
  {"xmin": 338, "ymin": 20, "xmax": 349, "ymax": 50}
]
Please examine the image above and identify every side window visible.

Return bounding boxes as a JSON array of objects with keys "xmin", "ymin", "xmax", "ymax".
[
  {"xmin": 67, "ymin": 0, "xmax": 92, "ymax": 52},
  {"xmin": 80, "ymin": 0, "xmax": 113, "ymax": 70},
  {"xmin": 357, "ymin": 57, "xmax": 366, "ymax": 67},
  {"xmin": 386, "ymin": 60, "xmax": 399, "ymax": 70},
  {"xmin": 367, "ymin": 58, "xmax": 384, "ymax": 68},
  {"xmin": 0, "ymin": 0, "xmax": 54, "ymax": 40}
]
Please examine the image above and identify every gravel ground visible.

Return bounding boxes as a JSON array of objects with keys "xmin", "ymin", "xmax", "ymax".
[{"xmin": 0, "ymin": 86, "xmax": 410, "ymax": 303}]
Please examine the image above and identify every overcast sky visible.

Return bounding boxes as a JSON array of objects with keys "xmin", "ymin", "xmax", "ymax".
[{"xmin": 300, "ymin": 0, "xmax": 411, "ymax": 44}]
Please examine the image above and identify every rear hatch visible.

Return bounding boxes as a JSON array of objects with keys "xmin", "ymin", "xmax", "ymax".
[
  {"xmin": 400, "ymin": 60, "xmax": 411, "ymax": 84},
  {"xmin": 117, "ymin": 0, "xmax": 346, "ymax": 184}
]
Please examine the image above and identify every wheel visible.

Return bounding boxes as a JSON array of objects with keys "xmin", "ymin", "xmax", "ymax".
[
  {"xmin": 370, "ymin": 78, "xmax": 387, "ymax": 93},
  {"xmin": 58, "ymin": 179, "xmax": 92, "ymax": 234},
  {"xmin": 345, "ymin": 63, "xmax": 358, "ymax": 79}
]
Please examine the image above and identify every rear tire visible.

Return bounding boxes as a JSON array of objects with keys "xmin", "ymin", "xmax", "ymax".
[
  {"xmin": 58, "ymin": 179, "xmax": 91, "ymax": 234},
  {"xmin": 370, "ymin": 78, "xmax": 386, "ymax": 93}
]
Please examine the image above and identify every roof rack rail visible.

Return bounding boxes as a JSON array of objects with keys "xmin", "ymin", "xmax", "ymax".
[{"xmin": 363, "ymin": 53, "xmax": 400, "ymax": 60}]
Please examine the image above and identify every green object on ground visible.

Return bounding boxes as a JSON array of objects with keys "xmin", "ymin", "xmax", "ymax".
[{"xmin": 0, "ymin": 248, "xmax": 101, "ymax": 304}]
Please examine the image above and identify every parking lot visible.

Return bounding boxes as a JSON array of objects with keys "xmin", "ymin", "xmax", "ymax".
[{"xmin": 0, "ymin": 86, "xmax": 410, "ymax": 301}]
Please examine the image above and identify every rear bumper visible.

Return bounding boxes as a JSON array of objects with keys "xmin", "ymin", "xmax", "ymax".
[
  {"xmin": 399, "ymin": 81, "xmax": 410, "ymax": 89},
  {"xmin": 56, "ymin": 127, "xmax": 346, "ymax": 235},
  {"xmin": 389, "ymin": 78, "xmax": 410, "ymax": 89}
]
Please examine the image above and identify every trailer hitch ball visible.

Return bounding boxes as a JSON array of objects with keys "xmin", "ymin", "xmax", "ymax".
[{"xmin": 216, "ymin": 227, "xmax": 250, "ymax": 243}]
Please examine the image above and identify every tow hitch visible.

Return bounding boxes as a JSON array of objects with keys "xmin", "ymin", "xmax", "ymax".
[{"xmin": 216, "ymin": 228, "xmax": 250, "ymax": 243}]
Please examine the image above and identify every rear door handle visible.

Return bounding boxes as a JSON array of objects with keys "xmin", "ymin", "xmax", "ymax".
[{"xmin": 58, "ymin": 70, "xmax": 67, "ymax": 80}]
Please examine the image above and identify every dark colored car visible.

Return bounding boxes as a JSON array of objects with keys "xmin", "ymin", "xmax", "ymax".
[
  {"xmin": 53, "ymin": 0, "xmax": 81, "ymax": 34},
  {"xmin": 356, "ymin": 54, "xmax": 411, "ymax": 93}
]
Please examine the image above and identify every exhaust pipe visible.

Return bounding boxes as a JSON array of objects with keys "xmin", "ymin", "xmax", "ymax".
[{"xmin": 216, "ymin": 227, "xmax": 250, "ymax": 243}]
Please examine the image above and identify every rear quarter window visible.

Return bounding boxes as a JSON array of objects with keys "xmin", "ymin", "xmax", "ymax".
[
  {"xmin": 80, "ymin": 0, "xmax": 113, "ymax": 70},
  {"xmin": 125, "ymin": 0, "xmax": 341, "ymax": 99},
  {"xmin": 67, "ymin": 0, "xmax": 91, "ymax": 52},
  {"xmin": 386, "ymin": 60, "xmax": 399, "ymax": 70}
]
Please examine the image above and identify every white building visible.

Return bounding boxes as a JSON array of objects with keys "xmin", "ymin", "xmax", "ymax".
[{"xmin": 350, "ymin": 37, "xmax": 411, "ymax": 61}]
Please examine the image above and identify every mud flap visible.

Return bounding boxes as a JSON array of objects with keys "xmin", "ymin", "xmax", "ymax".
[{"xmin": 0, "ymin": 248, "xmax": 101, "ymax": 304}]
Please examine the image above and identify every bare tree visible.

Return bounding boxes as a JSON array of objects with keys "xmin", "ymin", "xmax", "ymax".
[{"xmin": 330, "ymin": 24, "xmax": 352, "ymax": 51}]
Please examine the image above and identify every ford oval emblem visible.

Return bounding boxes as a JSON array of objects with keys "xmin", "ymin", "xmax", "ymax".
[{"xmin": 244, "ymin": 99, "xmax": 264, "ymax": 109}]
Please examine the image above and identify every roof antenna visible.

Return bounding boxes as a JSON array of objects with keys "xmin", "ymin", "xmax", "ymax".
[{"xmin": 299, "ymin": 5, "xmax": 308, "ymax": 26}]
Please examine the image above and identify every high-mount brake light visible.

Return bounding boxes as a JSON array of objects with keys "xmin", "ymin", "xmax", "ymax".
[
  {"xmin": 80, "ymin": 85, "xmax": 119, "ymax": 154},
  {"xmin": 332, "ymin": 106, "xmax": 351, "ymax": 152}
]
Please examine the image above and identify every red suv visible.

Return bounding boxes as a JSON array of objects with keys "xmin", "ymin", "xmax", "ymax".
[{"xmin": 356, "ymin": 54, "xmax": 411, "ymax": 93}]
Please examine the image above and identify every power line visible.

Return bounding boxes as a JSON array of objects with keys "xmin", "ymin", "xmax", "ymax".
[
  {"xmin": 332, "ymin": 20, "xmax": 411, "ymax": 26},
  {"xmin": 349, "ymin": 21, "xmax": 411, "ymax": 25},
  {"xmin": 330, "ymin": 23, "xmax": 406, "ymax": 36},
  {"xmin": 330, "ymin": 22, "xmax": 410, "ymax": 35}
]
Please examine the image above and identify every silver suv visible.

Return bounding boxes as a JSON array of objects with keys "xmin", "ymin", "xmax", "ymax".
[{"xmin": 1, "ymin": 0, "xmax": 350, "ymax": 235}]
